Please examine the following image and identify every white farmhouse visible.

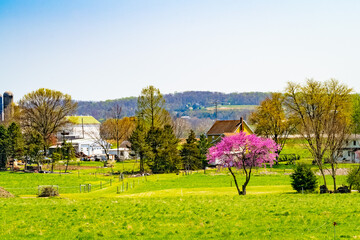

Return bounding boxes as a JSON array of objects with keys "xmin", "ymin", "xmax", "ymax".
[
  {"xmin": 338, "ymin": 135, "xmax": 360, "ymax": 163},
  {"xmin": 55, "ymin": 116, "xmax": 103, "ymax": 156}
]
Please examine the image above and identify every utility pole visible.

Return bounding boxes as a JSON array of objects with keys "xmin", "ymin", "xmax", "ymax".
[
  {"xmin": 113, "ymin": 105, "xmax": 122, "ymax": 161},
  {"xmin": 213, "ymin": 100, "xmax": 219, "ymax": 120}
]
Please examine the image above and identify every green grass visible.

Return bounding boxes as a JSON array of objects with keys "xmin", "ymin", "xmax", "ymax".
[
  {"xmin": 1, "ymin": 193, "xmax": 360, "ymax": 239},
  {"xmin": 1, "ymin": 158, "xmax": 359, "ymax": 239}
]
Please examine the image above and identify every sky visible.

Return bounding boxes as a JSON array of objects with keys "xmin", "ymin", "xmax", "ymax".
[{"xmin": 1, "ymin": 0, "xmax": 360, "ymax": 101}]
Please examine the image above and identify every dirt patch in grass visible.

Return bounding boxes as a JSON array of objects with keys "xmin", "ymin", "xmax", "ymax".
[
  {"xmin": 316, "ymin": 168, "xmax": 349, "ymax": 176},
  {"xmin": 0, "ymin": 187, "xmax": 15, "ymax": 198},
  {"xmin": 43, "ymin": 165, "xmax": 99, "ymax": 171}
]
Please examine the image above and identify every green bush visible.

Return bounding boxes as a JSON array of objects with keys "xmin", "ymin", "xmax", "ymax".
[
  {"xmin": 278, "ymin": 154, "xmax": 300, "ymax": 165},
  {"xmin": 38, "ymin": 186, "xmax": 59, "ymax": 197},
  {"xmin": 290, "ymin": 163, "xmax": 318, "ymax": 193},
  {"xmin": 347, "ymin": 166, "xmax": 360, "ymax": 191}
]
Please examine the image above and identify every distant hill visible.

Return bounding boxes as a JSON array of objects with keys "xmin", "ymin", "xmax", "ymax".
[{"xmin": 76, "ymin": 91, "xmax": 270, "ymax": 121}]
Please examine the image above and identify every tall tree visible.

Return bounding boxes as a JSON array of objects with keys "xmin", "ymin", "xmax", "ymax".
[
  {"xmin": 129, "ymin": 123, "xmax": 150, "ymax": 173},
  {"xmin": 136, "ymin": 86, "xmax": 171, "ymax": 130},
  {"xmin": 284, "ymin": 79, "xmax": 353, "ymax": 191},
  {"xmin": 146, "ymin": 125, "xmax": 181, "ymax": 173},
  {"xmin": 198, "ymin": 133, "xmax": 211, "ymax": 171},
  {"xmin": 172, "ymin": 117, "xmax": 191, "ymax": 139},
  {"xmin": 62, "ymin": 140, "xmax": 76, "ymax": 173},
  {"xmin": 0, "ymin": 125, "xmax": 9, "ymax": 169},
  {"xmin": 19, "ymin": 88, "xmax": 77, "ymax": 156},
  {"xmin": 323, "ymin": 80, "xmax": 353, "ymax": 192},
  {"xmin": 7, "ymin": 122, "xmax": 24, "ymax": 164},
  {"xmin": 101, "ymin": 115, "xmax": 136, "ymax": 160},
  {"xmin": 158, "ymin": 125, "xmax": 181, "ymax": 173},
  {"xmin": 249, "ymin": 93, "xmax": 297, "ymax": 157},
  {"xmin": 24, "ymin": 130, "xmax": 44, "ymax": 169},
  {"xmin": 207, "ymin": 132, "xmax": 278, "ymax": 195},
  {"xmin": 181, "ymin": 130, "xmax": 201, "ymax": 172},
  {"xmin": 352, "ymin": 94, "xmax": 360, "ymax": 135}
]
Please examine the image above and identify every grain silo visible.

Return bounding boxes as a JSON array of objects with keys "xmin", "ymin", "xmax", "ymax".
[{"xmin": 0, "ymin": 93, "xmax": 2, "ymax": 122}]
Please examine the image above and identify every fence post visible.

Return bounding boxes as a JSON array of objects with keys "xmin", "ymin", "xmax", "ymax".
[
  {"xmin": 126, "ymin": 182, "xmax": 128, "ymax": 191},
  {"xmin": 100, "ymin": 181, "xmax": 102, "ymax": 189},
  {"xmin": 79, "ymin": 184, "xmax": 81, "ymax": 193},
  {"xmin": 110, "ymin": 179, "xmax": 112, "ymax": 186}
]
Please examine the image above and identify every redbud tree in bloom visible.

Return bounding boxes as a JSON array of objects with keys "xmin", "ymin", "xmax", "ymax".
[{"xmin": 207, "ymin": 132, "xmax": 279, "ymax": 195}]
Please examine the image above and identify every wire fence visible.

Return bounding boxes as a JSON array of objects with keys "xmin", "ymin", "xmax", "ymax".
[{"xmin": 2, "ymin": 173, "xmax": 149, "ymax": 196}]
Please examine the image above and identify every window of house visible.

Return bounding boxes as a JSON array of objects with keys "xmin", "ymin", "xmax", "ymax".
[
  {"xmin": 354, "ymin": 141, "xmax": 357, "ymax": 146},
  {"xmin": 348, "ymin": 151, "xmax": 351, "ymax": 157}
]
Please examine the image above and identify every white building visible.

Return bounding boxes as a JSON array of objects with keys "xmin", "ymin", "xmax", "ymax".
[
  {"xmin": 54, "ymin": 116, "xmax": 103, "ymax": 156},
  {"xmin": 338, "ymin": 135, "xmax": 360, "ymax": 163},
  {"xmin": 57, "ymin": 116, "xmax": 101, "ymax": 140}
]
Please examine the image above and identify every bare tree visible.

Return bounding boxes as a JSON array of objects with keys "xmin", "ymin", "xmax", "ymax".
[
  {"xmin": 101, "ymin": 115, "xmax": 136, "ymax": 161},
  {"xmin": 88, "ymin": 128, "xmax": 111, "ymax": 167},
  {"xmin": 19, "ymin": 88, "xmax": 77, "ymax": 156},
  {"xmin": 249, "ymin": 93, "xmax": 297, "ymax": 158},
  {"xmin": 285, "ymin": 79, "xmax": 352, "ymax": 192},
  {"xmin": 172, "ymin": 118, "xmax": 191, "ymax": 139}
]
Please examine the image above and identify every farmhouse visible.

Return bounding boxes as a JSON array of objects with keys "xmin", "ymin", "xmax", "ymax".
[
  {"xmin": 57, "ymin": 116, "xmax": 101, "ymax": 140},
  {"xmin": 338, "ymin": 135, "xmax": 360, "ymax": 163},
  {"xmin": 206, "ymin": 117, "xmax": 253, "ymax": 143},
  {"xmin": 54, "ymin": 116, "xmax": 103, "ymax": 156}
]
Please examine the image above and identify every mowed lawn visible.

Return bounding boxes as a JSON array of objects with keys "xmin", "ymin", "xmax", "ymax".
[{"xmin": 1, "ymin": 168, "xmax": 360, "ymax": 239}]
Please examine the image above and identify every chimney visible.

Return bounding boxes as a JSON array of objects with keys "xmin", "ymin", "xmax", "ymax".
[{"xmin": 240, "ymin": 117, "xmax": 244, "ymax": 132}]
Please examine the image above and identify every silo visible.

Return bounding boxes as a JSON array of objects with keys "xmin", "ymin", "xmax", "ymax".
[
  {"xmin": 0, "ymin": 93, "xmax": 3, "ymax": 122},
  {"xmin": 3, "ymin": 91, "xmax": 13, "ymax": 122}
]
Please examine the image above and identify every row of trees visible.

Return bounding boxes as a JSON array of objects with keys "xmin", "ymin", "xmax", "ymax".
[
  {"xmin": 0, "ymin": 123, "xmax": 24, "ymax": 169},
  {"xmin": 249, "ymin": 79, "xmax": 357, "ymax": 192},
  {"xmin": 129, "ymin": 86, "xmax": 210, "ymax": 173},
  {"xmin": 0, "ymin": 88, "xmax": 78, "ymax": 170}
]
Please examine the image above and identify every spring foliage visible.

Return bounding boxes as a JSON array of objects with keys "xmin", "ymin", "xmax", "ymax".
[
  {"xmin": 207, "ymin": 132, "xmax": 278, "ymax": 195},
  {"xmin": 290, "ymin": 164, "xmax": 318, "ymax": 193}
]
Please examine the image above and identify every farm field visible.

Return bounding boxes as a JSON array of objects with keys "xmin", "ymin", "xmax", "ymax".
[
  {"xmin": 206, "ymin": 105, "xmax": 258, "ymax": 111},
  {"xmin": 1, "ymin": 161, "xmax": 360, "ymax": 239}
]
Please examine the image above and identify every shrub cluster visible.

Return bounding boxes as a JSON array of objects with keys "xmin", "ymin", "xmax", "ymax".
[
  {"xmin": 278, "ymin": 154, "xmax": 300, "ymax": 165},
  {"xmin": 38, "ymin": 186, "xmax": 59, "ymax": 197},
  {"xmin": 290, "ymin": 163, "xmax": 318, "ymax": 193}
]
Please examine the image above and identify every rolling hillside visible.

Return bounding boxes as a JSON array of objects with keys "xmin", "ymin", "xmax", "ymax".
[{"xmin": 76, "ymin": 91, "xmax": 269, "ymax": 121}]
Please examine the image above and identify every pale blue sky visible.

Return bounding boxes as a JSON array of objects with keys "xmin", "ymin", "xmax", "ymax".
[{"xmin": 1, "ymin": 0, "xmax": 360, "ymax": 101}]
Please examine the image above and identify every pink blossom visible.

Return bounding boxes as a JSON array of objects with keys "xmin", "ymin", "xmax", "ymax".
[{"xmin": 207, "ymin": 132, "xmax": 279, "ymax": 170}]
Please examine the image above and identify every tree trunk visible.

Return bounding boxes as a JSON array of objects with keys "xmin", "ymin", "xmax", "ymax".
[
  {"xmin": 331, "ymin": 162, "xmax": 337, "ymax": 193},
  {"xmin": 65, "ymin": 157, "xmax": 69, "ymax": 173},
  {"xmin": 319, "ymin": 167, "xmax": 327, "ymax": 191},
  {"xmin": 242, "ymin": 184, "xmax": 247, "ymax": 195},
  {"xmin": 228, "ymin": 167, "xmax": 242, "ymax": 195},
  {"xmin": 140, "ymin": 154, "xmax": 144, "ymax": 173},
  {"xmin": 241, "ymin": 172, "xmax": 251, "ymax": 196},
  {"xmin": 316, "ymin": 155, "xmax": 327, "ymax": 190}
]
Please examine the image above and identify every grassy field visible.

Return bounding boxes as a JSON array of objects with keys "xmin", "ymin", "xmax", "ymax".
[{"xmin": 1, "ymin": 159, "xmax": 360, "ymax": 239}]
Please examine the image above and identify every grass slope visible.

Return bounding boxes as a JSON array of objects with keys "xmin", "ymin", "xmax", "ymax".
[{"xmin": 1, "ymin": 164, "xmax": 359, "ymax": 239}]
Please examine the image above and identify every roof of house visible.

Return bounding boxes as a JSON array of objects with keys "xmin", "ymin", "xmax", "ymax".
[
  {"xmin": 66, "ymin": 116, "xmax": 100, "ymax": 125},
  {"xmin": 207, "ymin": 119, "xmax": 254, "ymax": 135},
  {"xmin": 207, "ymin": 120, "xmax": 241, "ymax": 135}
]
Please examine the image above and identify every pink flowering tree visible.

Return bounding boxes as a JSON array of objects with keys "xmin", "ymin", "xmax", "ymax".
[{"xmin": 207, "ymin": 132, "xmax": 279, "ymax": 195}]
